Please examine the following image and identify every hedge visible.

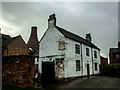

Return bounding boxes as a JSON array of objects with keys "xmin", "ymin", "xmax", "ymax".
[{"xmin": 101, "ymin": 63, "xmax": 120, "ymax": 78}]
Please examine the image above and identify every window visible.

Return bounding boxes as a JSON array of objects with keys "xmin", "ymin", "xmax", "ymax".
[
  {"xmin": 86, "ymin": 48, "xmax": 89, "ymax": 56},
  {"xmin": 95, "ymin": 63, "xmax": 97, "ymax": 71},
  {"xmin": 75, "ymin": 44, "xmax": 80, "ymax": 54},
  {"xmin": 116, "ymin": 54, "xmax": 120, "ymax": 60},
  {"xmin": 76, "ymin": 60, "xmax": 80, "ymax": 71},
  {"xmin": 94, "ymin": 51, "xmax": 97, "ymax": 58}
]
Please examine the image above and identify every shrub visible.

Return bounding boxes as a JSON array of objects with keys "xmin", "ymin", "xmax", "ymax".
[{"xmin": 101, "ymin": 63, "xmax": 120, "ymax": 78}]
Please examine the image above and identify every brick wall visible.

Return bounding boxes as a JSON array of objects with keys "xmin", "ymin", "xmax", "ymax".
[{"xmin": 2, "ymin": 55, "xmax": 35, "ymax": 88}]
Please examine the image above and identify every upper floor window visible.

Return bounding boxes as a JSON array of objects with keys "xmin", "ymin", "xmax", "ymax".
[
  {"xmin": 75, "ymin": 44, "xmax": 80, "ymax": 54},
  {"xmin": 116, "ymin": 54, "xmax": 120, "ymax": 60},
  {"xmin": 76, "ymin": 60, "xmax": 80, "ymax": 71},
  {"xmin": 86, "ymin": 48, "xmax": 89, "ymax": 56},
  {"xmin": 94, "ymin": 51, "xmax": 97, "ymax": 58}
]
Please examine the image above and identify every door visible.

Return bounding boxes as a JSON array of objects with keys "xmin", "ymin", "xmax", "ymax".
[
  {"xmin": 42, "ymin": 61, "xmax": 55, "ymax": 83},
  {"xmin": 87, "ymin": 64, "xmax": 90, "ymax": 78}
]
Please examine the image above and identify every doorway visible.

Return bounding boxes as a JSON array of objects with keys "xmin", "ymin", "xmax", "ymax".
[
  {"xmin": 42, "ymin": 61, "xmax": 55, "ymax": 83},
  {"xmin": 87, "ymin": 64, "xmax": 90, "ymax": 78}
]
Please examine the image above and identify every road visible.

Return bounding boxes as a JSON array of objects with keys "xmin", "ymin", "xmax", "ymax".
[
  {"xmin": 35, "ymin": 76, "xmax": 120, "ymax": 88},
  {"xmin": 2, "ymin": 76, "xmax": 120, "ymax": 90}
]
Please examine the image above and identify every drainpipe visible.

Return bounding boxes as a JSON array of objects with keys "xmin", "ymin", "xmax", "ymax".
[
  {"xmin": 80, "ymin": 43, "xmax": 83, "ymax": 77},
  {"xmin": 6, "ymin": 47, "xmax": 8, "ymax": 56},
  {"xmin": 91, "ymin": 47, "xmax": 94, "ymax": 75}
]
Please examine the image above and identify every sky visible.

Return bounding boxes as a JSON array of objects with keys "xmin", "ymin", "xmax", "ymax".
[{"xmin": 1, "ymin": 2, "xmax": 119, "ymax": 59}]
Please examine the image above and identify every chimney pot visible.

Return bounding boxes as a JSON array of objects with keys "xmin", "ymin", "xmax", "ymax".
[
  {"xmin": 86, "ymin": 33, "xmax": 92, "ymax": 42},
  {"xmin": 48, "ymin": 14, "xmax": 56, "ymax": 28},
  {"xmin": 48, "ymin": 14, "xmax": 56, "ymax": 21},
  {"xmin": 31, "ymin": 26, "xmax": 37, "ymax": 30}
]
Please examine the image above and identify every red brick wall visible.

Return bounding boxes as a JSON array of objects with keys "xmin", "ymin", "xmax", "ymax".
[
  {"xmin": 109, "ymin": 52, "xmax": 120, "ymax": 64},
  {"xmin": 100, "ymin": 56, "xmax": 108, "ymax": 74},
  {"xmin": 2, "ymin": 55, "xmax": 35, "ymax": 88},
  {"xmin": 100, "ymin": 56, "xmax": 108, "ymax": 66}
]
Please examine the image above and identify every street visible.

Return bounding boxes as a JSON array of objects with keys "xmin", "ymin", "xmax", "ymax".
[{"xmin": 35, "ymin": 76, "xmax": 120, "ymax": 88}]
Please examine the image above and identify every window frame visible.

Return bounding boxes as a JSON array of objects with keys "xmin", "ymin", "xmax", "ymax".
[
  {"xmin": 94, "ymin": 51, "xmax": 97, "ymax": 58},
  {"xmin": 86, "ymin": 48, "xmax": 89, "ymax": 56},
  {"xmin": 75, "ymin": 44, "xmax": 80, "ymax": 54}
]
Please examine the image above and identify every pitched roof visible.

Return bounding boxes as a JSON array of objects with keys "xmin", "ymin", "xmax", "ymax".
[
  {"xmin": 2, "ymin": 34, "xmax": 12, "ymax": 47},
  {"xmin": 2, "ymin": 34, "xmax": 20, "ymax": 47},
  {"xmin": 55, "ymin": 26, "xmax": 100, "ymax": 50}
]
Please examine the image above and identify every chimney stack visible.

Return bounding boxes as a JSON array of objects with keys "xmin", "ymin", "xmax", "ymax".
[
  {"xmin": 27, "ymin": 26, "xmax": 39, "ymax": 50},
  {"xmin": 86, "ymin": 33, "xmax": 92, "ymax": 42},
  {"xmin": 48, "ymin": 14, "xmax": 56, "ymax": 28},
  {"xmin": 118, "ymin": 41, "xmax": 120, "ymax": 48}
]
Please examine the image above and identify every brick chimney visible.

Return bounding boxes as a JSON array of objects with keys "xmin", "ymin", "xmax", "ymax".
[
  {"xmin": 118, "ymin": 41, "xmax": 120, "ymax": 48},
  {"xmin": 86, "ymin": 33, "xmax": 92, "ymax": 42},
  {"xmin": 48, "ymin": 14, "xmax": 56, "ymax": 28},
  {"xmin": 27, "ymin": 26, "xmax": 39, "ymax": 50}
]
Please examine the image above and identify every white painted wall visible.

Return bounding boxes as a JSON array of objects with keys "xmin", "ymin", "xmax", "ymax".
[
  {"xmin": 40, "ymin": 27, "xmax": 65, "ymax": 57},
  {"xmin": 39, "ymin": 26, "xmax": 65, "ymax": 75},
  {"xmin": 64, "ymin": 39, "xmax": 99, "ymax": 78},
  {"xmin": 82, "ymin": 44, "xmax": 93, "ymax": 76},
  {"xmin": 64, "ymin": 38, "xmax": 82, "ymax": 78},
  {"xmin": 92, "ymin": 48, "xmax": 100, "ymax": 74}
]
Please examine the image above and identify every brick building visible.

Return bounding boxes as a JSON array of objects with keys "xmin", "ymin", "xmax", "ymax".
[
  {"xmin": 100, "ymin": 56, "xmax": 108, "ymax": 66},
  {"xmin": 109, "ymin": 41, "xmax": 120, "ymax": 64},
  {"xmin": 2, "ymin": 34, "xmax": 35, "ymax": 88},
  {"xmin": 99, "ymin": 56, "xmax": 108, "ymax": 73}
]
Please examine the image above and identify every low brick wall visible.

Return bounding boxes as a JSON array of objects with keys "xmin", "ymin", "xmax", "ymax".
[{"xmin": 2, "ymin": 55, "xmax": 35, "ymax": 88}]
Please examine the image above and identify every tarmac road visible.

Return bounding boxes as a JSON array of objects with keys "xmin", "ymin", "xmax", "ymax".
[{"xmin": 35, "ymin": 76, "xmax": 120, "ymax": 88}]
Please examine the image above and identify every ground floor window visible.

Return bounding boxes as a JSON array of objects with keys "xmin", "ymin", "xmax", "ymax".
[
  {"xmin": 76, "ymin": 60, "xmax": 80, "ymax": 71},
  {"xmin": 95, "ymin": 63, "xmax": 97, "ymax": 71}
]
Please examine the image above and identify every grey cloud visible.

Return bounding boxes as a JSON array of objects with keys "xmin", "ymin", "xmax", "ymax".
[{"xmin": 2, "ymin": 2, "xmax": 118, "ymax": 58}]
